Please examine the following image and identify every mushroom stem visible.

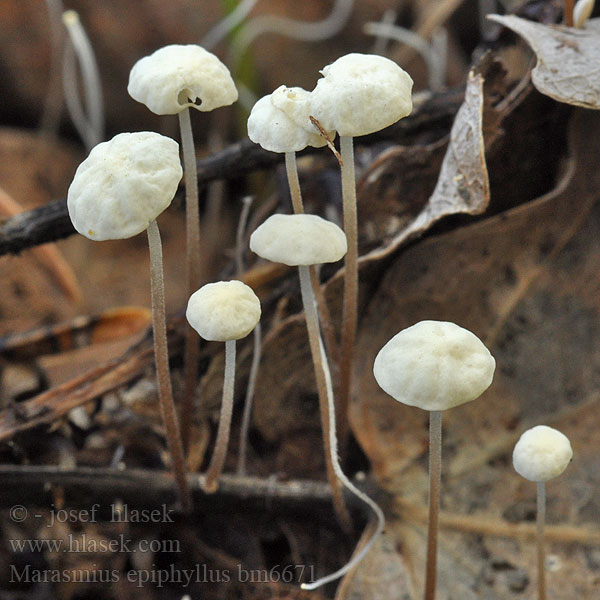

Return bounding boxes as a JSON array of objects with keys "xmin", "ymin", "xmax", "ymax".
[
  {"xmin": 147, "ymin": 219, "xmax": 192, "ymax": 512},
  {"xmin": 424, "ymin": 410, "xmax": 442, "ymax": 600},
  {"xmin": 204, "ymin": 339, "xmax": 237, "ymax": 493},
  {"xmin": 536, "ymin": 481, "xmax": 547, "ymax": 600},
  {"xmin": 299, "ymin": 264, "xmax": 384, "ymax": 590},
  {"xmin": 236, "ymin": 322, "xmax": 261, "ymax": 475},
  {"xmin": 284, "ymin": 152, "xmax": 339, "ymax": 365},
  {"xmin": 235, "ymin": 196, "xmax": 262, "ymax": 476},
  {"xmin": 285, "ymin": 151, "xmax": 304, "ymax": 213},
  {"xmin": 338, "ymin": 135, "xmax": 358, "ymax": 452},
  {"xmin": 297, "ymin": 265, "xmax": 351, "ymax": 530},
  {"xmin": 178, "ymin": 107, "xmax": 202, "ymax": 454}
]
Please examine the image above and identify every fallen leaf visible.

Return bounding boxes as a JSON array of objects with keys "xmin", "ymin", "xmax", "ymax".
[
  {"xmin": 363, "ymin": 69, "xmax": 490, "ymax": 262},
  {"xmin": 488, "ymin": 14, "xmax": 600, "ymax": 109},
  {"xmin": 351, "ymin": 108, "xmax": 600, "ymax": 598}
]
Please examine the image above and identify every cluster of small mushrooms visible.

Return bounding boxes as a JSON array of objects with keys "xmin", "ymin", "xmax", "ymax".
[{"xmin": 66, "ymin": 44, "xmax": 573, "ymax": 597}]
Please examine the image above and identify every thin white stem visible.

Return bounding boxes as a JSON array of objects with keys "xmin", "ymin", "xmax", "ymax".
[
  {"xmin": 236, "ymin": 322, "xmax": 262, "ymax": 474},
  {"xmin": 204, "ymin": 340, "xmax": 237, "ymax": 493},
  {"xmin": 536, "ymin": 481, "xmax": 547, "ymax": 600},
  {"xmin": 338, "ymin": 135, "xmax": 359, "ymax": 448},
  {"xmin": 424, "ymin": 410, "xmax": 443, "ymax": 600},
  {"xmin": 178, "ymin": 107, "xmax": 201, "ymax": 453},
  {"xmin": 201, "ymin": 0, "xmax": 260, "ymax": 50},
  {"xmin": 147, "ymin": 220, "xmax": 191, "ymax": 512},
  {"xmin": 235, "ymin": 195, "xmax": 261, "ymax": 475},
  {"xmin": 285, "ymin": 152, "xmax": 304, "ymax": 213},
  {"xmin": 62, "ymin": 10, "xmax": 103, "ymax": 150},
  {"xmin": 298, "ymin": 265, "xmax": 384, "ymax": 591},
  {"xmin": 62, "ymin": 42, "xmax": 94, "ymax": 151},
  {"xmin": 285, "ymin": 152, "xmax": 339, "ymax": 364},
  {"xmin": 235, "ymin": 195, "xmax": 254, "ymax": 277},
  {"xmin": 298, "ymin": 266, "xmax": 350, "ymax": 530}
]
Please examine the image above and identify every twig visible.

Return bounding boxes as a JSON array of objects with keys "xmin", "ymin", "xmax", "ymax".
[
  {"xmin": 0, "ymin": 465, "xmax": 361, "ymax": 518},
  {"xmin": 0, "ymin": 318, "xmax": 184, "ymax": 442},
  {"xmin": 0, "ymin": 90, "xmax": 463, "ymax": 257},
  {"xmin": 395, "ymin": 497, "xmax": 600, "ymax": 545}
]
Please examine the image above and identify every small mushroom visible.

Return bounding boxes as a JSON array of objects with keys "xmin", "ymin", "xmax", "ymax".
[
  {"xmin": 67, "ymin": 131, "xmax": 191, "ymax": 511},
  {"xmin": 310, "ymin": 53, "xmax": 413, "ymax": 448},
  {"xmin": 513, "ymin": 425, "xmax": 573, "ymax": 600},
  {"xmin": 248, "ymin": 85, "xmax": 333, "ymax": 213},
  {"xmin": 128, "ymin": 44, "xmax": 238, "ymax": 451},
  {"xmin": 251, "ymin": 214, "xmax": 385, "ymax": 589},
  {"xmin": 373, "ymin": 320, "xmax": 495, "ymax": 600},
  {"xmin": 186, "ymin": 280, "xmax": 261, "ymax": 493}
]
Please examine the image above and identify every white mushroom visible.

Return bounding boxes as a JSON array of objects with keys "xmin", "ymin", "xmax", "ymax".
[
  {"xmin": 513, "ymin": 425, "xmax": 573, "ymax": 483},
  {"xmin": 513, "ymin": 425, "xmax": 573, "ymax": 600},
  {"xmin": 246, "ymin": 88, "xmax": 335, "ymax": 477},
  {"xmin": 310, "ymin": 54, "xmax": 414, "ymax": 460},
  {"xmin": 310, "ymin": 53, "xmax": 413, "ymax": 138},
  {"xmin": 373, "ymin": 320, "xmax": 496, "ymax": 411},
  {"xmin": 248, "ymin": 85, "xmax": 334, "ymax": 213},
  {"xmin": 186, "ymin": 281, "xmax": 261, "ymax": 493},
  {"xmin": 127, "ymin": 44, "xmax": 238, "ymax": 115},
  {"xmin": 186, "ymin": 281, "xmax": 261, "ymax": 342},
  {"xmin": 128, "ymin": 44, "xmax": 238, "ymax": 451},
  {"xmin": 67, "ymin": 132, "xmax": 191, "ymax": 511},
  {"xmin": 252, "ymin": 214, "xmax": 384, "ymax": 590},
  {"xmin": 68, "ymin": 132, "xmax": 180, "ymax": 240},
  {"xmin": 249, "ymin": 213, "xmax": 347, "ymax": 266},
  {"xmin": 373, "ymin": 320, "xmax": 495, "ymax": 600}
]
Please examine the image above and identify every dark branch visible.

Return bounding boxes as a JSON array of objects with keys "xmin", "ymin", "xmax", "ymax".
[
  {"xmin": 0, "ymin": 89, "xmax": 462, "ymax": 256},
  {"xmin": 0, "ymin": 465, "xmax": 371, "ymax": 520}
]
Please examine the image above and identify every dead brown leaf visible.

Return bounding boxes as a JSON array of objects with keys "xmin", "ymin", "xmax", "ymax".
[
  {"xmin": 489, "ymin": 15, "xmax": 600, "ymax": 109},
  {"xmin": 350, "ymin": 108, "xmax": 600, "ymax": 597},
  {"xmin": 363, "ymin": 69, "xmax": 489, "ymax": 262}
]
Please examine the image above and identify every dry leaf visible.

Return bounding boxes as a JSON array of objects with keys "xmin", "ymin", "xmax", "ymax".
[
  {"xmin": 489, "ymin": 14, "xmax": 600, "ymax": 109},
  {"xmin": 364, "ymin": 69, "xmax": 490, "ymax": 262},
  {"xmin": 350, "ymin": 108, "xmax": 600, "ymax": 598},
  {"xmin": 335, "ymin": 528, "xmax": 414, "ymax": 600}
]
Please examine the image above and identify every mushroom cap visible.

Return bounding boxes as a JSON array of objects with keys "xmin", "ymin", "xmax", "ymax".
[
  {"xmin": 513, "ymin": 425, "xmax": 573, "ymax": 482},
  {"xmin": 247, "ymin": 85, "xmax": 333, "ymax": 153},
  {"xmin": 127, "ymin": 44, "xmax": 238, "ymax": 115},
  {"xmin": 67, "ymin": 132, "xmax": 182, "ymax": 241},
  {"xmin": 250, "ymin": 213, "xmax": 347, "ymax": 266},
  {"xmin": 373, "ymin": 320, "xmax": 495, "ymax": 411},
  {"xmin": 186, "ymin": 280, "xmax": 261, "ymax": 342},
  {"xmin": 310, "ymin": 53, "xmax": 413, "ymax": 137}
]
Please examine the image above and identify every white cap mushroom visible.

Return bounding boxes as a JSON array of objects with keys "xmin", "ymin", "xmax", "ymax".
[
  {"xmin": 310, "ymin": 53, "xmax": 413, "ymax": 137},
  {"xmin": 311, "ymin": 54, "xmax": 414, "ymax": 456},
  {"xmin": 374, "ymin": 320, "xmax": 495, "ymax": 599},
  {"xmin": 186, "ymin": 280, "xmax": 261, "ymax": 342},
  {"xmin": 373, "ymin": 320, "xmax": 496, "ymax": 411},
  {"xmin": 127, "ymin": 44, "xmax": 238, "ymax": 115},
  {"xmin": 186, "ymin": 280, "xmax": 261, "ymax": 493},
  {"xmin": 513, "ymin": 425, "xmax": 573, "ymax": 482},
  {"xmin": 249, "ymin": 213, "xmax": 347, "ymax": 266},
  {"xmin": 67, "ymin": 131, "xmax": 189, "ymax": 510},
  {"xmin": 67, "ymin": 131, "xmax": 182, "ymax": 240},
  {"xmin": 248, "ymin": 85, "xmax": 333, "ymax": 153},
  {"xmin": 128, "ymin": 45, "xmax": 238, "ymax": 451}
]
